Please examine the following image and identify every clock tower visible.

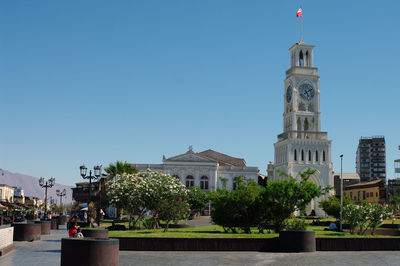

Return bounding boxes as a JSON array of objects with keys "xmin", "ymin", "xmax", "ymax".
[{"xmin": 273, "ymin": 41, "xmax": 333, "ymax": 215}]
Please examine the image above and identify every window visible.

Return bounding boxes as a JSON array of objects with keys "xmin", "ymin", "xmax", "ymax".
[
  {"xmin": 200, "ymin": 176, "xmax": 209, "ymax": 190},
  {"xmin": 358, "ymin": 191, "xmax": 360, "ymax": 201},
  {"xmin": 350, "ymin": 192, "xmax": 353, "ymax": 198},
  {"xmin": 316, "ymin": 151, "xmax": 318, "ymax": 161},
  {"xmin": 294, "ymin": 149, "xmax": 297, "ymax": 161},
  {"xmin": 363, "ymin": 191, "xmax": 366, "ymax": 200},
  {"xmin": 323, "ymin": 151, "xmax": 326, "ymax": 162},
  {"xmin": 370, "ymin": 192, "xmax": 373, "ymax": 197},
  {"xmin": 185, "ymin": 175, "xmax": 195, "ymax": 188},
  {"xmin": 301, "ymin": 150, "xmax": 304, "ymax": 161},
  {"xmin": 376, "ymin": 192, "xmax": 378, "ymax": 197},
  {"xmin": 308, "ymin": 150, "xmax": 312, "ymax": 161}
]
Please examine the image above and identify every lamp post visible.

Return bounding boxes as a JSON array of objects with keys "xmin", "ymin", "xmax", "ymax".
[
  {"xmin": 56, "ymin": 189, "xmax": 67, "ymax": 208},
  {"xmin": 79, "ymin": 165, "xmax": 102, "ymax": 204},
  {"xmin": 39, "ymin": 177, "xmax": 55, "ymax": 219},
  {"xmin": 339, "ymin": 154, "xmax": 343, "ymax": 232}
]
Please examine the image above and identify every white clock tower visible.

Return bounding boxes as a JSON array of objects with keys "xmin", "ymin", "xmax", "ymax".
[{"xmin": 273, "ymin": 41, "xmax": 333, "ymax": 215}]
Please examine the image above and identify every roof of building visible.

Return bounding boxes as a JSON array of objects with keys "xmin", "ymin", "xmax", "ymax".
[
  {"xmin": 333, "ymin": 173, "xmax": 360, "ymax": 180},
  {"xmin": 196, "ymin": 149, "xmax": 246, "ymax": 167},
  {"xmin": 344, "ymin": 179, "xmax": 384, "ymax": 190}
]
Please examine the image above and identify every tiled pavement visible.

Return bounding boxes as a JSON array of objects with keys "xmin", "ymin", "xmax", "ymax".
[{"xmin": 2, "ymin": 225, "xmax": 400, "ymax": 266}]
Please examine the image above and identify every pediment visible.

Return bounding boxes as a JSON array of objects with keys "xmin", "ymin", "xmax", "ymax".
[{"xmin": 164, "ymin": 153, "xmax": 216, "ymax": 163}]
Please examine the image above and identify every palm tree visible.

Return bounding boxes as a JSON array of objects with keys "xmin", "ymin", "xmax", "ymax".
[{"xmin": 104, "ymin": 160, "xmax": 138, "ymax": 177}]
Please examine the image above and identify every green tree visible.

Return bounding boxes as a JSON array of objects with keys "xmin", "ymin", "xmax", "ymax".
[
  {"xmin": 319, "ymin": 195, "xmax": 353, "ymax": 219},
  {"xmin": 186, "ymin": 186, "xmax": 208, "ymax": 216},
  {"xmin": 263, "ymin": 168, "xmax": 330, "ymax": 233},
  {"xmin": 104, "ymin": 161, "xmax": 138, "ymax": 177},
  {"xmin": 209, "ymin": 177, "xmax": 265, "ymax": 233}
]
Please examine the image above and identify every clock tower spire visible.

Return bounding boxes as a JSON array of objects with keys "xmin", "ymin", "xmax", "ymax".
[{"xmin": 272, "ymin": 41, "xmax": 333, "ymax": 216}]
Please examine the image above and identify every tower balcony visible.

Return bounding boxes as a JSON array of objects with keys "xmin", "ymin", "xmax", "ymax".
[
  {"xmin": 277, "ymin": 131, "xmax": 328, "ymax": 142},
  {"xmin": 286, "ymin": 67, "xmax": 318, "ymax": 78}
]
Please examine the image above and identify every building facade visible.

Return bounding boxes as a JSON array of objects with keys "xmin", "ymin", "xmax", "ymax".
[
  {"xmin": 343, "ymin": 179, "xmax": 386, "ymax": 204},
  {"xmin": 356, "ymin": 136, "xmax": 386, "ymax": 182},
  {"xmin": 333, "ymin": 173, "xmax": 360, "ymax": 198},
  {"xmin": 132, "ymin": 147, "xmax": 260, "ymax": 191},
  {"xmin": 272, "ymin": 41, "xmax": 333, "ymax": 215},
  {"xmin": 0, "ymin": 184, "xmax": 14, "ymax": 202}
]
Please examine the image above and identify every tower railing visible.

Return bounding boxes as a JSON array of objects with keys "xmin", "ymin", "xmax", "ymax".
[{"xmin": 277, "ymin": 130, "xmax": 328, "ymax": 141}]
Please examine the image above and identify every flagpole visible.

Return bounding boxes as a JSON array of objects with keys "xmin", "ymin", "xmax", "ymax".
[{"xmin": 300, "ymin": 14, "xmax": 303, "ymax": 42}]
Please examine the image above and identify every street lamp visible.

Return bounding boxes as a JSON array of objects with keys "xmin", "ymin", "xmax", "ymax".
[
  {"xmin": 56, "ymin": 189, "xmax": 67, "ymax": 208},
  {"xmin": 39, "ymin": 177, "xmax": 55, "ymax": 218},
  {"xmin": 339, "ymin": 154, "xmax": 343, "ymax": 232},
  {"xmin": 80, "ymin": 164, "xmax": 102, "ymax": 204}
]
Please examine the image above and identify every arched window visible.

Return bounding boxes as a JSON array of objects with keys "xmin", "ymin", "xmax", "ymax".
[
  {"xmin": 173, "ymin": 175, "xmax": 180, "ymax": 181},
  {"xmin": 305, "ymin": 51, "xmax": 309, "ymax": 67},
  {"xmin": 308, "ymin": 150, "xmax": 312, "ymax": 161},
  {"xmin": 185, "ymin": 175, "xmax": 195, "ymax": 188},
  {"xmin": 315, "ymin": 151, "xmax": 319, "ymax": 161},
  {"xmin": 301, "ymin": 150, "xmax": 304, "ymax": 161},
  {"xmin": 294, "ymin": 149, "xmax": 297, "ymax": 161},
  {"xmin": 200, "ymin": 176, "xmax": 209, "ymax": 190},
  {"xmin": 299, "ymin": 50, "xmax": 304, "ymax": 66},
  {"xmin": 323, "ymin": 151, "xmax": 326, "ymax": 162},
  {"xmin": 304, "ymin": 119, "xmax": 309, "ymax": 131}
]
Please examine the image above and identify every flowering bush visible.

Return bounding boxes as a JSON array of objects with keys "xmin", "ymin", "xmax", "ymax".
[
  {"xmin": 106, "ymin": 174, "xmax": 148, "ymax": 229},
  {"xmin": 343, "ymin": 204, "xmax": 361, "ymax": 234},
  {"xmin": 107, "ymin": 171, "xmax": 190, "ymax": 231},
  {"xmin": 153, "ymin": 198, "xmax": 190, "ymax": 231},
  {"xmin": 343, "ymin": 202, "xmax": 393, "ymax": 235},
  {"xmin": 368, "ymin": 204, "xmax": 393, "ymax": 235},
  {"xmin": 140, "ymin": 171, "xmax": 189, "ymax": 231}
]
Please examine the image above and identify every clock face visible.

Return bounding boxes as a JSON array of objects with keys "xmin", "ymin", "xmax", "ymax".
[
  {"xmin": 299, "ymin": 84, "xmax": 315, "ymax": 101},
  {"xmin": 286, "ymin": 86, "xmax": 292, "ymax": 103}
]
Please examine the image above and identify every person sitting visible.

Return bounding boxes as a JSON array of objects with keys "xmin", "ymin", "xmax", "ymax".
[
  {"xmin": 328, "ymin": 222, "xmax": 337, "ymax": 231},
  {"xmin": 74, "ymin": 227, "xmax": 84, "ymax": 238},
  {"xmin": 67, "ymin": 215, "xmax": 80, "ymax": 237}
]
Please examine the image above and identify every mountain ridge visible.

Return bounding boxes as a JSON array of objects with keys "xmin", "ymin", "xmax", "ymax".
[{"xmin": 0, "ymin": 168, "xmax": 73, "ymax": 204}]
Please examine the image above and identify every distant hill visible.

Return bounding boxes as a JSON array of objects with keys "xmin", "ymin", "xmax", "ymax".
[{"xmin": 0, "ymin": 169, "xmax": 73, "ymax": 204}]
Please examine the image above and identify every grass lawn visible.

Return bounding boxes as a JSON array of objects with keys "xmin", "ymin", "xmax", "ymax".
[{"xmin": 107, "ymin": 224, "xmax": 399, "ymax": 238}]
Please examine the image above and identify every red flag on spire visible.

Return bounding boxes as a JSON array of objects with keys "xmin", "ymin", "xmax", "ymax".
[{"xmin": 296, "ymin": 8, "xmax": 303, "ymax": 17}]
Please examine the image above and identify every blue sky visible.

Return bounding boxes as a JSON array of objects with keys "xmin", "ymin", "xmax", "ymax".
[{"xmin": 1, "ymin": 0, "xmax": 399, "ymax": 186}]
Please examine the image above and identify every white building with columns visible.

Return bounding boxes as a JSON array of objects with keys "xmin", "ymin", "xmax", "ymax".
[
  {"xmin": 272, "ymin": 41, "xmax": 334, "ymax": 215},
  {"xmin": 132, "ymin": 147, "xmax": 260, "ymax": 191}
]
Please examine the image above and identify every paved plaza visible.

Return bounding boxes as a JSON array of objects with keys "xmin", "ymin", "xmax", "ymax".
[{"xmin": 1, "ymin": 225, "xmax": 400, "ymax": 266}]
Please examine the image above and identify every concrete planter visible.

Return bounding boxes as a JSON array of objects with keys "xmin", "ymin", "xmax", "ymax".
[
  {"xmin": 61, "ymin": 238, "xmax": 119, "ymax": 266},
  {"xmin": 51, "ymin": 218, "xmax": 58, "ymax": 230},
  {"xmin": 35, "ymin": 220, "xmax": 51, "ymax": 235},
  {"xmin": 279, "ymin": 231, "xmax": 316, "ymax": 252},
  {"xmin": 58, "ymin": 216, "xmax": 67, "ymax": 225},
  {"xmin": 13, "ymin": 223, "xmax": 41, "ymax": 241},
  {"xmin": 82, "ymin": 229, "xmax": 109, "ymax": 239},
  {"xmin": 0, "ymin": 225, "xmax": 14, "ymax": 256}
]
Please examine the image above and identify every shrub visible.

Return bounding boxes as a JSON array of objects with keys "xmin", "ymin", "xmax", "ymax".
[
  {"xmin": 368, "ymin": 204, "xmax": 393, "ymax": 235},
  {"xmin": 343, "ymin": 204, "xmax": 361, "ymax": 234},
  {"xmin": 209, "ymin": 177, "xmax": 265, "ymax": 233},
  {"xmin": 285, "ymin": 219, "xmax": 307, "ymax": 231},
  {"xmin": 319, "ymin": 195, "xmax": 353, "ymax": 220}
]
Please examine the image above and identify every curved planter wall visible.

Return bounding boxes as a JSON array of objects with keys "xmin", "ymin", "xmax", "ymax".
[
  {"xmin": 82, "ymin": 229, "xmax": 109, "ymax": 239},
  {"xmin": 279, "ymin": 231, "xmax": 316, "ymax": 252},
  {"xmin": 61, "ymin": 238, "xmax": 119, "ymax": 266},
  {"xmin": 13, "ymin": 223, "xmax": 41, "ymax": 241},
  {"xmin": 35, "ymin": 220, "xmax": 51, "ymax": 235}
]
